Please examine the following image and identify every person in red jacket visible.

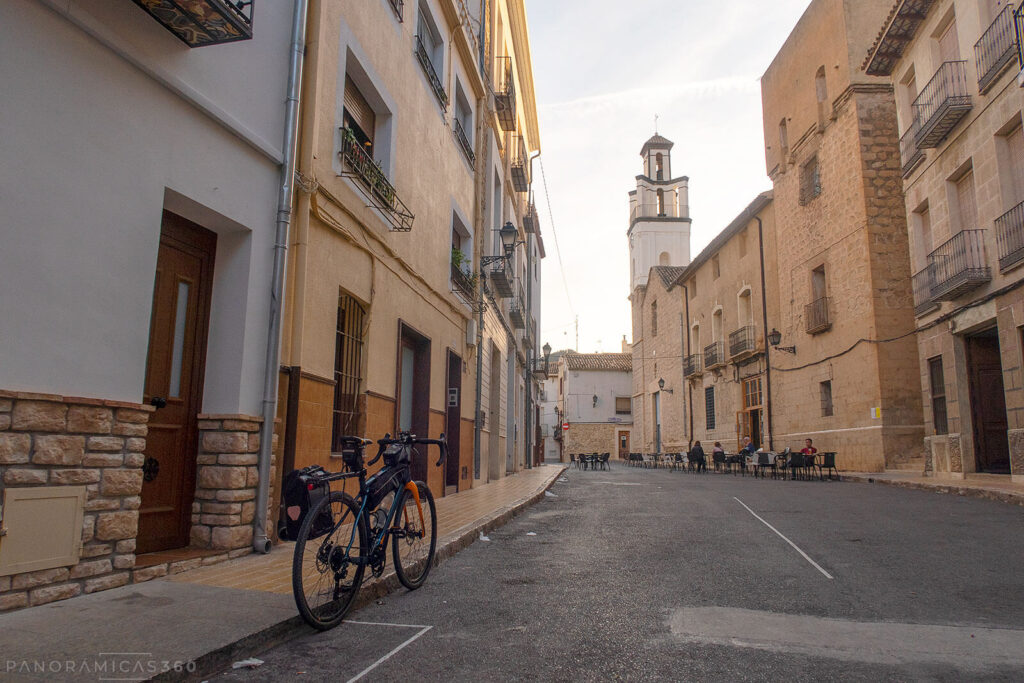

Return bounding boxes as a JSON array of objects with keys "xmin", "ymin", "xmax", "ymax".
[{"xmin": 801, "ymin": 438, "xmax": 818, "ymax": 456}]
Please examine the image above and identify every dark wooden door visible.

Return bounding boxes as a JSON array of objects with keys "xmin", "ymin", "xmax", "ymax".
[
  {"xmin": 967, "ymin": 332, "xmax": 1010, "ymax": 473},
  {"xmin": 618, "ymin": 431, "xmax": 629, "ymax": 460},
  {"xmin": 138, "ymin": 213, "xmax": 216, "ymax": 554},
  {"xmin": 445, "ymin": 351, "xmax": 462, "ymax": 492}
]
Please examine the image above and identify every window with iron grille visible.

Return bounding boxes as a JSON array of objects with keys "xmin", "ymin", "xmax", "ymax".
[
  {"xmin": 615, "ymin": 397, "xmax": 631, "ymax": 415},
  {"xmin": 800, "ymin": 154, "xmax": 822, "ymax": 205},
  {"xmin": 705, "ymin": 386, "xmax": 716, "ymax": 430},
  {"xmin": 820, "ymin": 380, "xmax": 833, "ymax": 417},
  {"xmin": 928, "ymin": 356, "xmax": 948, "ymax": 435},
  {"xmin": 331, "ymin": 293, "xmax": 366, "ymax": 452}
]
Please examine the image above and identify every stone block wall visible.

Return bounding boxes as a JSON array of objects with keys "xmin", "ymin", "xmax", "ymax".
[
  {"xmin": 191, "ymin": 414, "xmax": 265, "ymax": 551},
  {"xmin": 0, "ymin": 391, "xmax": 151, "ymax": 611}
]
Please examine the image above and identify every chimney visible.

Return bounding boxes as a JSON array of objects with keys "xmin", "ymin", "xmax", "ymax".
[{"xmin": 621, "ymin": 335, "xmax": 631, "ymax": 353}]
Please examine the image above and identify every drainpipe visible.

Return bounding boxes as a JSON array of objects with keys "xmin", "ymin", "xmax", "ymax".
[
  {"xmin": 682, "ymin": 283, "xmax": 693, "ymax": 449},
  {"xmin": 524, "ymin": 150, "xmax": 540, "ymax": 468},
  {"xmin": 756, "ymin": 216, "xmax": 774, "ymax": 451},
  {"xmin": 254, "ymin": 0, "xmax": 308, "ymax": 554}
]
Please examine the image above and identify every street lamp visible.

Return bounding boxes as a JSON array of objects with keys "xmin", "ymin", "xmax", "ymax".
[
  {"xmin": 658, "ymin": 377, "xmax": 674, "ymax": 394},
  {"xmin": 480, "ymin": 222, "xmax": 524, "ymax": 266},
  {"xmin": 542, "ymin": 342, "xmax": 551, "ymax": 374},
  {"xmin": 767, "ymin": 328, "xmax": 796, "ymax": 354}
]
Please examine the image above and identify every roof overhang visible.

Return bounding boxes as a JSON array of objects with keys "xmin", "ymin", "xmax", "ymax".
[{"xmin": 863, "ymin": 0, "xmax": 936, "ymax": 76}]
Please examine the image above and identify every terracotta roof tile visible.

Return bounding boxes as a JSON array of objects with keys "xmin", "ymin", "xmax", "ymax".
[{"xmin": 562, "ymin": 351, "xmax": 632, "ymax": 372}]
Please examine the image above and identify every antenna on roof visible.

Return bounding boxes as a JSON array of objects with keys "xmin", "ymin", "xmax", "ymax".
[{"xmin": 654, "ymin": 113, "xmax": 659, "ymax": 134}]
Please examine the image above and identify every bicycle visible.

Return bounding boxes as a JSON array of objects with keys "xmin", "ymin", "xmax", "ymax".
[{"xmin": 291, "ymin": 431, "xmax": 447, "ymax": 630}]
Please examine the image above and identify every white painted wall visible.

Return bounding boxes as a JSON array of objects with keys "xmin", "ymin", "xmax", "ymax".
[
  {"xmin": 0, "ymin": 0, "xmax": 292, "ymax": 412},
  {"xmin": 560, "ymin": 369, "xmax": 633, "ymax": 424}
]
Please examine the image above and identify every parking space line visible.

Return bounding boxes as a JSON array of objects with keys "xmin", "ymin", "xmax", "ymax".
[
  {"xmin": 345, "ymin": 623, "xmax": 433, "ymax": 683},
  {"xmin": 733, "ymin": 497, "xmax": 834, "ymax": 580}
]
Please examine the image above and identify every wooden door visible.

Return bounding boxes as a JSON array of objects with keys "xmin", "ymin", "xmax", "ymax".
[
  {"xmin": 967, "ymin": 332, "xmax": 1010, "ymax": 473},
  {"xmin": 445, "ymin": 350, "xmax": 462, "ymax": 493},
  {"xmin": 138, "ymin": 213, "xmax": 216, "ymax": 554},
  {"xmin": 618, "ymin": 431, "xmax": 630, "ymax": 459}
]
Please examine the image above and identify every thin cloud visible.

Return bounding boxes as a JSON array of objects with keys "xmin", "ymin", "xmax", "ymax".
[{"xmin": 541, "ymin": 77, "xmax": 761, "ymax": 112}]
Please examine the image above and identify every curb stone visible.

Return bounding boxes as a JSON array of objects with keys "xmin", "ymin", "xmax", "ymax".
[
  {"xmin": 156, "ymin": 466, "xmax": 567, "ymax": 682},
  {"xmin": 841, "ymin": 473, "xmax": 1024, "ymax": 509}
]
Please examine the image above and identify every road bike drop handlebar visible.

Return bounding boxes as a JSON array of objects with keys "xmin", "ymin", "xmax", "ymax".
[{"xmin": 366, "ymin": 432, "xmax": 448, "ymax": 468}]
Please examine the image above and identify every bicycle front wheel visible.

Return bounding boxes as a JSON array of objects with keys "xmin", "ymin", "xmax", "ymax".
[
  {"xmin": 391, "ymin": 481, "xmax": 437, "ymax": 590},
  {"xmin": 292, "ymin": 490, "xmax": 368, "ymax": 630}
]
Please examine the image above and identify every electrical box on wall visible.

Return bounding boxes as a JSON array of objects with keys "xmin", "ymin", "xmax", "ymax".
[
  {"xmin": 466, "ymin": 319, "xmax": 478, "ymax": 346},
  {"xmin": 0, "ymin": 486, "xmax": 86, "ymax": 576}
]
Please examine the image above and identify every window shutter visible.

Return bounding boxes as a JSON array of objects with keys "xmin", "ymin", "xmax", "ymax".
[
  {"xmin": 344, "ymin": 76, "xmax": 376, "ymax": 142},
  {"xmin": 938, "ymin": 21, "xmax": 959, "ymax": 62},
  {"xmin": 957, "ymin": 172, "xmax": 978, "ymax": 230},
  {"xmin": 1008, "ymin": 126, "xmax": 1024, "ymax": 205}
]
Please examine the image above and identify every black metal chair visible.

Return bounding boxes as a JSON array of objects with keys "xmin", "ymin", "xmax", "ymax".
[
  {"xmin": 814, "ymin": 452, "xmax": 838, "ymax": 480},
  {"xmin": 712, "ymin": 451, "xmax": 726, "ymax": 473},
  {"xmin": 788, "ymin": 452, "xmax": 806, "ymax": 480},
  {"xmin": 755, "ymin": 452, "xmax": 776, "ymax": 479},
  {"xmin": 569, "ymin": 453, "xmax": 577, "ymax": 469}
]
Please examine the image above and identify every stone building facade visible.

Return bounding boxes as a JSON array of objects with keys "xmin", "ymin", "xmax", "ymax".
[
  {"xmin": 277, "ymin": 0, "xmax": 544, "ymax": 505},
  {"xmin": 0, "ymin": 1, "xmax": 296, "ymax": 609},
  {"xmin": 865, "ymin": 0, "xmax": 1024, "ymax": 481},
  {"xmin": 678, "ymin": 193, "xmax": 778, "ymax": 453},
  {"xmin": 761, "ymin": 0, "xmax": 925, "ymax": 472},
  {"xmin": 555, "ymin": 353, "xmax": 634, "ymax": 461}
]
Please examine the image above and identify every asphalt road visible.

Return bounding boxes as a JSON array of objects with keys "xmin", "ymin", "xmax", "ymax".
[{"xmin": 215, "ymin": 466, "xmax": 1024, "ymax": 681}]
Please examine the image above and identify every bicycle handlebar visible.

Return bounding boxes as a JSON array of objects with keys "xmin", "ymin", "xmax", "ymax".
[{"xmin": 367, "ymin": 432, "xmax": 447, "ymax": 467}]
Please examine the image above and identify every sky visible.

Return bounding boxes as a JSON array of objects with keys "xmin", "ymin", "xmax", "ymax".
[{"xmin": 525, "ymin": 0, "xmax": 813, "ymax": 354}]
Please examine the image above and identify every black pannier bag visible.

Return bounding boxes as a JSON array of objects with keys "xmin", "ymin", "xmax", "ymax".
[
  {"xmin": 365, "ymin": 466, "xmax": 404, "ymax": 510},
  {"xmin": 278, "ymin": 465, "xmax": 333, "ymax": 541},
  {"xmin": 382, "ymin": 443, "xmax": 411, "ymax": 467}
]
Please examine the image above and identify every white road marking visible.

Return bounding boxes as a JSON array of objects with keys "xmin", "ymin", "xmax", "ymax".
[
  {"xmin": 733, "ymin": 497, "xmax": 834, "ymax": 579},
  {"xmin": 591, "ymin": 481, "xmax": 643, "ymax": 486},
  {"xmin": 344, "ymin": 622, "xmax": 433, "ymax": 683}
]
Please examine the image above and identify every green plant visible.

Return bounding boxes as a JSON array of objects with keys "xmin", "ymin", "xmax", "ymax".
[{"xmin": 451, "ymin": 247, "xmax": 468, "ymax": 269}]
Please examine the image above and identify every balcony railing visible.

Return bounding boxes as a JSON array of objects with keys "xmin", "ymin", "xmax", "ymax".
[
  {"xmin": 975, "ymin": 6, "xmax": 1018, "ymax": 94},
  {"xmin": 928, "ymin": 229, "xmax": 991, "ymax": 301},
  {"xmin": 1016, "ymin": 4, "xmax": 1024, "ymax": 68},
  {"xmin": 532, "ymin": 358, "xmax": 550, "ymax": 379},
  {"xmin": 521, "ymin": 326, "xmax": 534, "ymax": 350},
  {"xmin": 388, "ymin": 0, "xmax": 404, "ymax": 21},
  {"xmin": 996, "ymin": 200, "xmax": 1024, "ymax": 271},
  {"xmin": 912, "ymin": 267, "xmax": 938, "ymax": 317},
  {"xmin": 703, "ymin": 342, "xmax": 725, "ymax": 370},
  {"xmin": 510, "ymin": 135, "xmax": 529, "ymax": 192},
  {"xmin": 453, "ymin": 118, "xmax": 475, "ymax": 164},
  {"xmin": 494, "ymin": 56, "xmax": 516, "ymax": 131},
  {"xmin": 900, "ymin": 117, "xmax": 925, "ymax": 177},
  {"xmin": 913, "ymin": 61, "xmax": 972, "ymax": 149},
  {"xmin": 510, "ymin": 284, "xmax": 526, "ymax": 329},
  {"xmin": 487, "ymin": 258, "xmax": 513, "ymax": 298},
  {"xmin": 131, "ymin": 0, "xmax": 253, "ymax": 47},
  {"xmin": 728, "ymin": 326, "xmax": 757, "ymax": 359},
  {"xmin": 805, "ymin": 297, "xmax": 831, "ymax": 334},
  {"xmin": 339, "ymin": 127, "xmax": 414, "ymax": 231},
  {"xmin": 451, "ymin": 262, "xmax": 475, "ymax": 305},
  {"xmin": 415, "ymin": 35, "xmax": 448, "ymax": 110},
  {"xmin": 523, "ymin": 199, "xmax": 538, "ymax": 234},
  {"xmin": 684, "ymin": 354, "xmax": 703, "ymax": 378}
]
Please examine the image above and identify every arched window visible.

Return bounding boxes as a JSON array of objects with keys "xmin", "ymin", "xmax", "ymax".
[
  {"xmin": 659, "ymin": 251, "xmax": 670, "ymax": 266},
  {"xmin": 657, "ymin": 188, "xmax": 665, "ymax": 216},
  {"xmin": 655, "ymin": 153, "xmax": 664, "ymax": 180}
]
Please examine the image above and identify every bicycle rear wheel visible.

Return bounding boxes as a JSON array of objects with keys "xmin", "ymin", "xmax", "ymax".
[
  {"xmin": 292, "ymin": 490, "xmax": 367, "ymax": 630},
  {"xmin": 392, "ymin": 481, "xmax": 437, "ymax": 590}
]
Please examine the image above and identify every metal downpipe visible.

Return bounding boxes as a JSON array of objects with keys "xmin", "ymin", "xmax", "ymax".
[{"xmin": 254, "ymin": 0, "xmax": 308, "ymax": 553}]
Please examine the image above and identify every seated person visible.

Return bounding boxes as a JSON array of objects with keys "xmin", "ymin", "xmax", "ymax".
[
  {"xmin": 801, "ymin": 438, "xmax": 818, "ymax": 461},
  {"xmin": 689, "ymin": 440, "xmax": 707, "ymax": 472}
]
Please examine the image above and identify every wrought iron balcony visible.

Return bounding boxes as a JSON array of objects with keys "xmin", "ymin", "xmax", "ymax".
[
  {"xmin": 532, "ymin": 358, "xmax": 549, "ymax": 379},
  {"xmin": 510, "ymin": 284, "xmax": 526, "ymax": 329},
  {"xmin": 494, "ymin": 56, "xmax": 516, "ymax": 132},
  {"xmin": 997, "ymin": 200, "xmax": 1024, "ymax": 271},
  {"xmin": 523, "ymin": 199, "xmax": 538, "ymax": 234},
  {"xmin": 703, "ymin": 342, "xmax": 725, "ymax": 370},
  {"xmin": 684, "ymin": 354, "xmax": 703, "ymax": 378},
  {"xmin": 487, "ymin": 257, "xmax": 513, "ymax": 298},
  {"xmin": 521, "ymin": 325, "xmax": 534, "ymax": 350},
  {"xmin": 510, "ymin": 135, "xmax": 529, "ymax": 192},
  {"xmin": 415, "ymin": 35, "xmax": 448, "ymax": 111},
  {"xmin": 339, "ymin": 127, "xmax": 414, "ymax": 231},
  {"xmin": 975, "ymin": 6, "xmax": 1018, "ymax": 94},
  {"xmin": 805, "ymin": 297, "xmax": 831, "ymax": 334},
  {"xmin": 912, "ymin": 267, "xmax": 938, "ymax": 317},
  {"xmin": 388, "ymin": 0, "xmax": 404, "ymax": 22},
  {"xmin": 913, "ymin": 61, "xmax": 972, "ymax": 149},
  {"xmin": 928, "ymin": 229, "xmax": 991, "ymax": 301},
  {"xmin": 131, "ymin": 0, "xmax": 253, "ymax": 47},
  {"xmin": 728, "ymin": 326, "xmax": 757, "ymax": 360},
  {"xmin": 453, "ymin": 118, "xmax": 475, "ymax": 164},
  {"xmin": 451, "ymin": 261, "xmax": 475, "ymax": 305},
  {"xmin": 900, "ymin": 117, "xmax": 925, "ymax": 178}
]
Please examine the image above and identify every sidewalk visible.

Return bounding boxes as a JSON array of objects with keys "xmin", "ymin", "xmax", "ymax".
[
  {"xmin": 842, "ymin": 470, "xmax": 1024, "ymax": 507},
  {"xmin": 0, "ymin": 465, "xmax": 565, "ymax": 682}
]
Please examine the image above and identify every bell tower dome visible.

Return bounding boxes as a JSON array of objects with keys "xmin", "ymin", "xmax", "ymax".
[{"xmin": 627, "ymin": 133, "xmax": 691, "ymax": 292}]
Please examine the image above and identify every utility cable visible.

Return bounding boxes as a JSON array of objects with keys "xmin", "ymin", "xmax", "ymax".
[{"xmin": 539, "ymin": 156, "xmax": 575, "ymax": 315}]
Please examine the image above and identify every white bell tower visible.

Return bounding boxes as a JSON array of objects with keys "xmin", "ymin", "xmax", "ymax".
[{"xmin": 627, "ymin": 133, "xmax": 691, "ymax": 291}]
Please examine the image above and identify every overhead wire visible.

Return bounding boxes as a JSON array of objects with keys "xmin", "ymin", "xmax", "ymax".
[{"xmin": 539, "ymin": 156, "xmax": 575, "ymax": 316}]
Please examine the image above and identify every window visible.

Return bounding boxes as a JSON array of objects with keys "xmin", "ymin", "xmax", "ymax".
[
  {"xmin": 690, "ymin": 277, "xmax": 697, "ymax": 299},
  {"xmin": 659, "ymin": 251, "xmax": 670, "ymax": 266},
  {"xmin": 332, "ymin": 293, "xmax": 366, "ymax": 452},
  {"xmin": 937, "ymin": 16, "xmax": 960, "ymax": 63},
  {"xmin": 453, "ymin": 80, "xmax": 474, "ymax": 161},
  {"xmin": 343, "ymin": 75, "xmax": 376, "ymax": 153},
  {"xmin": 691, "ymin": 324, "xmax": 700, "ymax": 352},
  {"xmin": 800, "ymin": 155, "xmax": 822, "ymax": 204},
  {"xmin": 899, "ymin": 67, "xmax": 918, "ymax": 134},
  {"xmin": 738, "ymin": 289, "xmax": 752, "ymax": 327},
  {"xmin": 811, "ymin": 265, "xmax": 827, "ymax": 301},
  {"xmin": 928, "ymin": 356, "xmax": 948, "ymax": 434},
  {"xmin": 705, "ymin": 386, "xmax": 716, "ymax": 430},
  {"xmin": 820, "ymin": 380, "xmax": 833, "ymax": 417},
  {"xmin": 615, "ymin": 397, "xmax": 631, "ymax": 415},
  {"xmin": 955, "ymin": 169, "xmax": 978, "ymax": 231},
  {"xmin": 651, "ymin": 301, "xmax": 658, "ymax": 336},
  {"xmin": 712, "ymin": 309, "xmax": 723, "ymax": 343},
  {"xmin": 712, "ymin": 255, "xmax": 720, "ymax": 279},
  {"xmin": 912, "ymin": 201, "xmax": 932, "ymax": 268},
  {"xmin": 657, "ymin": 189, "xmax": 666, "ymax": 216},
  {"xmin": 655, "ymin": 153, "xmax": 664, "ymax": 180},
  {"xmin": 1002, "ymin": 123, "xmax": 1024, "ymax": 208},
  {"xmin": 417, "ymin": 1, "xmax": 443, "ymax": 72},
  {"xmin": 743, "ymin": 376, "xmax": 762, "ymax": 409}
]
